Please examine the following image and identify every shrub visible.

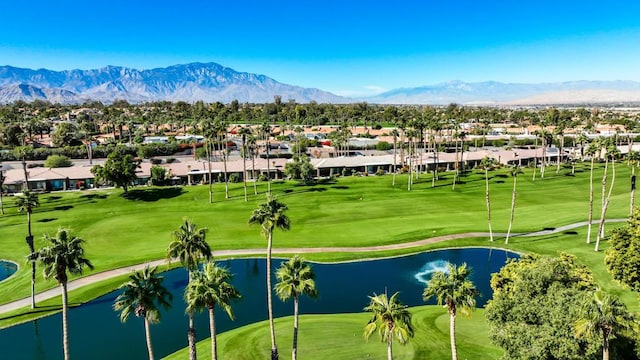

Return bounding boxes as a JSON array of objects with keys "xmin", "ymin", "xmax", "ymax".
[
  {"xmin": 228, "ymin": 173, "xmax": 240, "ymax": 183},
  {"xmin": 376, "ymin": 141, "xmax": 393, "ymax": 151},
  {"xmin": 44, "ymin": 154, "xmax": 72, "ymax": 168}
]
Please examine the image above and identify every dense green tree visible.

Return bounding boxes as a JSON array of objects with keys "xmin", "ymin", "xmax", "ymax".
[
  {"xmin": 91, "ymin": 152, "xmax": 140, "ymax": 193},
  {"xmin": 16, "ymin": 190, "xmax": 40, "ymax": 308},
  {"xmin": 51, "ymin": 122, "xmax": 81, "ymax": 147},
  {"xmin": 485, "ymin": 254, "xmax": 603, "ymax": 360},
  {"xmin": 423, "ymin": 263, "xmax": 479, "ymax": 360},
  {"xmin": 185, "ymin": 261, "xmax": 241, "ymax": 360},
  {"xmin": 150, "ymin": 165, "xmax": 167, "ymax": 186},
  {"xmin": 605, "ymin": 209, "xmax": 640, "ymax": 294},
  {"xmin": 284, "ymin": 154, "xmax": 315, "ymax": 184},
  {"xmin": 113, "ymin": 266, "xmax": 172, "ymax": 360},
  {"xmin": 0, "ymin": 123, "xmax": 25, "ymax": 147},
  {"xmin": 275, "ymin": 255, "xmax": 318, "ymax": 360},
  {"xmin": 249, "ymin": 196, "xmax": 291, "ymax": 360},
  {"xmin": 29, "ymin": 228, "xmax": 93, "ymax": 360},
  {"xmin": 363, "ymin": 291, "xmax": 414, "ymax": 360},
  {"xmin": 167, "ymin": 218, "xmax": 212, "ymax": 360}
]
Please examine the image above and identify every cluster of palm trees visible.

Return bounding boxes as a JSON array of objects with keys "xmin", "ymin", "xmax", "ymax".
[
  {"xmin": 582, "ymin": 137, "xmax": 638, "ymax": 252},
  {"xmin": 364, "ymin": 262, "xmax": 479, "ymax": 360},
  {"xmin": 110, "ymin": 196, "xmax": 318, "ymax": 360}
]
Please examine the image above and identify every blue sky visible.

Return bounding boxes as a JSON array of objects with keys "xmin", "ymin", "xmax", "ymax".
[{"xmin": 2, "ymin": 0, "xmax": 640, "ymax": 97}]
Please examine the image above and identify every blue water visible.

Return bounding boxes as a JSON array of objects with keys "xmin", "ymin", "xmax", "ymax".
[
  {"xmin": 0, "ymin": 260, "xmax": 17, "ymax": 282},
  {"xmin": 0, "ymin": 247, "xmax": 517, "ymax": 359}
]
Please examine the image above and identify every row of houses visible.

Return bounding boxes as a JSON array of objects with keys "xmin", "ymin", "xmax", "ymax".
[{"xmin": 0, "ymin": 146, "xmax": 575, "ymax": 194}]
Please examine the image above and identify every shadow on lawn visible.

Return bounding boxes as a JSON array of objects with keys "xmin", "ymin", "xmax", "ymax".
[
  {"xmin": 37, "ymin": 218, "xmax": 57, "ymax": 223},
  {"xmin": 53, "ymin": 205, "xmax": 73, "ymax": 211},
  {"xmin": 122, "ymin": 187, "xmax": 184, "ymax": 202},
  {"xmin": 80, "ymin": 193, "xmax": 108, "ymax": 200}
]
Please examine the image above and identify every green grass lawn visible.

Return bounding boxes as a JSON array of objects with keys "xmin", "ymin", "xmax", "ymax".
[
  {"xmin": 163, "ymin": 306, "xmax": 501, "ymax": 360},
  {"xmin": 0, "ymin": 163, "xmax": 635, "ymax": 321},
  {"xmin": 1, "ymin": 162, "xmax": 637, "ymax": 358}
]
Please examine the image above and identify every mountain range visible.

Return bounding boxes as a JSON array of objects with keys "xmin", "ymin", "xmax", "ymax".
[
  {"xmin": 368, "ymin": 80, "xmax": 640, "ymax": 105},
  {"xmin": 1, "ymin": 62, "xmax": 640, "ymax": 105},
  {"xmin": 0, "ymin": 63, "xmax": 347, "ymax": 105}
]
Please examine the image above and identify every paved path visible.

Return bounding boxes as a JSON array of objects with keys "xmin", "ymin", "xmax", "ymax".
[{"xmin": 0, "ymin": 218, "xmax": 626, "ymax": 316}]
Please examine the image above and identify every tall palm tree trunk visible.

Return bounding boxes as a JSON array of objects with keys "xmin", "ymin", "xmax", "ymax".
[
  {"xmin": 587, "ymin": 156, "xmax": 595, "ymax": 243},
  {"xmin": 596, "ymin": 159, "xmax": 616, "ymax": 251},
  {"xmin": 26, "ymin": 210, "xmax": 36, "ymax": 308},
  {"xmin": 392, "ymin": 135, "xmax": 397, "ymax": 187},
  {"xmin": 252, "ymin": 151, "xmax": 258, "ymax": 195},
  {"xmin": 452, "ymin": 138, "xmax": 458, "ymax": 190},
  {"xmin": 223, "ymin": 140, "xmax": 229, "ymax": 199},
  {"xmin": 630, "ymin": 166, "xmax": 635, "ymax": 216},
  {"xmin": 144, "ymin": 318, "xmax": 155, "ymax": 360},
  {"xmin": 267, "ymin": 232, "xmax": 278, "ymax": 360},
  {"xmin": 505, "ymin": 174, "xmax": 517, "ymax": 244},
  {"xmin": 207, "ymin": 141, "xmax": 213, "ymax": 204},
  {"xmin": 267, "ymin": 142, "xmax": 271, "ymax": 196},
  {"xmin": 386, "ymin": 333, "xmax": 393, "ymax": 360},
  {"xmin": 187, "ymin": 270, "xmax": 197, "ymax": 360},
  {"xmin": 243, "ymin": 143, "xmax": 248, "ymax": 202},
  {"xmin": 485, "ymin": 169, "xmax": 493, "ymax": 242},
  {"xmin": 603, "ymin": 333, "xmax": 610, "ymax": 360},
  {"xmin": 209, "ymin": 307, "xmax": 218, "ymax": 360},
  {"xmin": 532, "ymin": 137, "xmax": 538, "ymax": 181},
  {"xmin": 61, "ymin": 281, "xmax": 70, "ymax": 360},
  {"xmin": 292, "ymin": 298, "xmax": 299, "ymax": 360},
  {"xmin": 450, "ymin": 313, "xmax": 458, "ymax": 360}
]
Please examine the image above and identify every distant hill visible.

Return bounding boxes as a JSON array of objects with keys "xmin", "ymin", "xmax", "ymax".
[
  {"xmin": 365, "ymin": 80, "xmax": 640, "ymax": 105},
  {"xmin": 2, "ymin": 63, "xmax": 640, "ymax": 106},
  {"xmin": 0, "ymin": 63, "xmax": 348, "ymax": 104}
]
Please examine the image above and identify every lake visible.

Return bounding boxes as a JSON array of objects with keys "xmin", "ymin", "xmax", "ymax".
[
  {"xmin": 0, "ymin": 247, "xmax": 518, "ymax": 359},
  {"xmin": 0, "ymin": 260, "xmax": 17, "ymax": 282}
]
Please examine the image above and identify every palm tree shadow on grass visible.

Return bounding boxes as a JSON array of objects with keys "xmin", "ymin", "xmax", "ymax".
[{"xmin": 122, "ymin": 187, "xmax": 185, "ymax": 202}]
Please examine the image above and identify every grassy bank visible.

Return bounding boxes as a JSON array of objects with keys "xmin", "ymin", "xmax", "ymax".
[{"xmin": 163, "ymin": 306, "xmax": 502, "ymax": 360}]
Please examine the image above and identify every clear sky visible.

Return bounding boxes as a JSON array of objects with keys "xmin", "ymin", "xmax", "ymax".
[{"xmin": 2, "ymin": 0, "xmax": 640, "ymax": 97}]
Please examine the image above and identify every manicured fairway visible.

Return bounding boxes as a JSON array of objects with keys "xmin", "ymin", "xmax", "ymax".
[{"xmin": 0, "ymin": 163, "xmax": 634, "ymax": 319}]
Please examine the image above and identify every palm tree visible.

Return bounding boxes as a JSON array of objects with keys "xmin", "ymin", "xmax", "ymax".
[
  {"xmin": 575, "ymin": 290, "xmax": 634, "ymax": 360},
  {"xmin": 238, "ymin": 126, "xmax": 252, "ymax": 202},
  {"xmin": 596, "ymin": 145, "xmax": 620, "ymax": 252},
  {"xmin": 363, "ymin": 291, "xmax": 414, "ymax": 360},
  {"xmin": 628, "ymin": 151, "xmax": 639, "ymax": 216},
  {"xmin": 505, "ymin": 164, "xmax": 521, "ymax": 244},
  {"xmin": 423, "ymin": 262, "xmax": 479, "ymax": 360},
  {"xmin": 246, "ymin": 131, "xmax": 259, "ymax": 195},
  {"xmin": 0, "ymin": 169, "xmax": 5, "ymax": 215},
  {"xmin": 167, "ymin": 218, "xmax": 212, "ymax": 360},
  {"xmin": 29, "ymin": 228, "xmax": 93, "ymax": 360},
  {"xmin": 185, "ymin": 261, "xmax": 241, "ymax": 360},
  {"xmin": 248, "ymin": 196, "xmax": 291, "ymax": 360},
  {"xmin": 479, "ymin": 156, "xmax": 495, "ymax": 242},
  {"xmin": 16, "ymin": 190, "xmax": 40, "ymax": 309},
  {"xmin": 391, "ymin": 129, "xmax": 399, "ymax": 187},
  {"xmin": 586, "ymin": 140, "xmax": 599, "ymax": 244},
  {"xmin": 113, "ymin": 266, "xmax": 172, "ymax": 360},
  {"xmin": 275, "ymin": 255, "xmax": 318, "ymax": 360}
]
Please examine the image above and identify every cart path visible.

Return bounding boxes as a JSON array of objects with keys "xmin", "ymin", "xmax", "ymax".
[{"xmin": 0, "ymin": 218, "xmax": 626, "ymax": 316}]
